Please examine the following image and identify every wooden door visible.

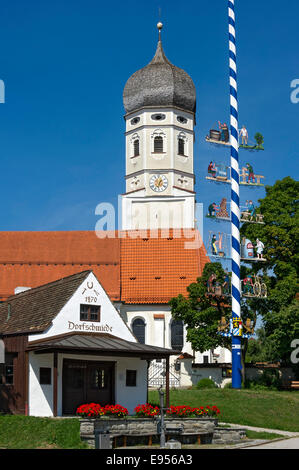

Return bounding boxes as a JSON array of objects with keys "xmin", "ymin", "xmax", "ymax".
[
  {"xmin": 86, "ymin": 362, "xmax": 114, "ymax": 406},
  {"xmin": 62, "ymin": 359, "xmax": 115, "ymax": 415}
]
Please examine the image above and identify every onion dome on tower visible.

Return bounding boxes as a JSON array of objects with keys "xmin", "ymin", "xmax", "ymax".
[{"xmin": 123, "ymin": 23, "xmax": 196, "ymax": 114}]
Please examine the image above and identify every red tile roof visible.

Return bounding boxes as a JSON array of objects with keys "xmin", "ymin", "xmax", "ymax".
[
  {"xmin": 0, "ymin": 230, "xmax": 209, "ymax": 304},
  {"xmin": 120, "ymin": 229, "xmax": 209, "ymax": 304},
  {"xmin": 0, "ymin": 231, "xmax": 120, "ymax": 302}
]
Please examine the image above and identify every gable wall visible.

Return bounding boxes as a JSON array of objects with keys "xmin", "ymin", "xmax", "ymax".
[{"xmin": 28, "ymin": 272, "xmax": 136, "ymax": 343}]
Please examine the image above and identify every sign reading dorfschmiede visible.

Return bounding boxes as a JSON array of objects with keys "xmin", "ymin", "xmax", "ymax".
[{"xmin": 68, "ymin": 321, "xmax": 113, "ymax": 333}]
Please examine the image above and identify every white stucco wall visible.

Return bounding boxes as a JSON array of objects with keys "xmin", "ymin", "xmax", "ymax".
[{"xmin": 28, "ymin": 352, "xmax": 148, "ymax": 417}]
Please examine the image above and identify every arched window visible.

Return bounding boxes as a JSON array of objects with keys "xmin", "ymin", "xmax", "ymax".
[
  {"xmin": 178, "ymin": 138, "xmax": 185, "ymax": 156},
  {"xmin": 132, "ymin": 318, "xmax": 146, "ymax": 344},
  {"xmin": 133, "ymin": 139, "xmax": 140, "ymax": 157},
  {"xmin": 171, "ymin": 320, "xmax": 184, "ymax": 350},
  {"xmin": 154, "ymin": 136, "xmax": 164, "ymax": 153}
]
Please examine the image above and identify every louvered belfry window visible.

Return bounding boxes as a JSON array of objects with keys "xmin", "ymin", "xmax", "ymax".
[
  {"xmin": 154, "ymin": 136, "xmax": 163, "ymax": 153},
  {"xmin": 178, "ymin": 138, "xmax": 185, "ymax": 156},
  {"xmin": 133, "ymin": 139, "xmax": 140, "ymax": 157}
]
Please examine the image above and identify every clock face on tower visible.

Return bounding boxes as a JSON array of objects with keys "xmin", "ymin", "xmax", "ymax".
[{"xmin": 149, "ymin": 174, "xmax": 168, "ymax": 192}]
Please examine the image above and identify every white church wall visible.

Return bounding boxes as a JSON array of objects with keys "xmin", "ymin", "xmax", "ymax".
[{"xmin": 120, "ymin": 303, "xmax": 232, "ymax": 388}]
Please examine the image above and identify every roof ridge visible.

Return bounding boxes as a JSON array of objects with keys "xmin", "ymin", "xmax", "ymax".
[{"xmin": 6, "ymin": 270, "xmax": 92, "ymax": 301}]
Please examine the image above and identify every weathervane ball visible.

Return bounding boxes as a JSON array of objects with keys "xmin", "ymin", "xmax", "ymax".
[{"xmin": 157, "ymin": 22, "xmax": 163, "ymax": 30}]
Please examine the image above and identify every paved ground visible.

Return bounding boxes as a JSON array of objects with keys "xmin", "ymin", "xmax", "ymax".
[
  {"xmin": 243, "ymin": 437, "xmax": 299, "ymax": 449},
  {"xmin": 219, "ymin": 422, "xmax": 299, "ymax": 438},
  {"xmin": 218, "ymin": 423, "xmax": 299, "ymax": 449}
]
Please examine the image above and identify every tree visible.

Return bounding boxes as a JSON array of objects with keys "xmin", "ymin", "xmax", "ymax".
[
  {"xmin": 240, "ymin": 177, "xmax": 298, "ymax": 369},
  {"xmin": 254, "ymin": 132, "xmax": 264, "ymax": 148},
  {"xmin": 169, "ymin": 262, "xmax": 256, "ymax": 383},
  {"xmin": 240, "ymin": 177, "xmax": 298, "ymax": 313},
  {"xmin": 246, "ymin": 302, "xmax": 299, "ymax": 377},
  {"xmin": 170, "ymin": 177, "xmax": 299, "ymax": 381}
]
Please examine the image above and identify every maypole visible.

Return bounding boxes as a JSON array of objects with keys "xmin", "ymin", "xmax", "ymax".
[{"xmin": 228, "ymin": 0, "xmax": 242, "ymax": 389}]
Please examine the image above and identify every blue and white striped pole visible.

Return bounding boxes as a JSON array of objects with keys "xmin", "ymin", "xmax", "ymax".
[{"xmin": 228, "ymin": 0, "xmax": 242, "ymax": 389}]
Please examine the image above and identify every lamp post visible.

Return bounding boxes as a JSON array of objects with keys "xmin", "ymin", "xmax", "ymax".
[
  {"xmin": 228, "ymin": 0, "xmax": 242, "ymax": 389},
  {"xmin": 158, "ymin": 386, "xmax": 166, "ymax": 448}
]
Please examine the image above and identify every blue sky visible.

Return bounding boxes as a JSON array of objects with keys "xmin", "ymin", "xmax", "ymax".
[{"xmin": 0, "ymin": 0, "xmax": 298, "ymax": 243}]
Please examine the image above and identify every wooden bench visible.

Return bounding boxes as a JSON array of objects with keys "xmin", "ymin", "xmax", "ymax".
[
  {"xmin": 280, "ymin": 381, "xmax": 299, "ymax": 390},
  {"xmin": 291, "ymin": 381, "xmax": 299, "ymax": 390},
  {"xmin": 111, "ymin": 431, "xmax": 210, "ymax": 448},
  {"xmin": 113, "ymin": 433, "xmax": 155, "ymax": 448}
]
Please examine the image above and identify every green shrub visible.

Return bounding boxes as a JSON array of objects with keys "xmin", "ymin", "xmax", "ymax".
[
  {"xmin": 244, "ymin": 370, "xmax": 281, "ymax": 391},
  {"xmin": 196, "ymin": 378, "xmax": 218, "ymax": 389},
  {"xmin": 245, "ymin": 381, "xmax": 270, "ymax": 391},
  {"xmin": 258, "ymin": 369, "xmax": 281, "ymax": 389}
]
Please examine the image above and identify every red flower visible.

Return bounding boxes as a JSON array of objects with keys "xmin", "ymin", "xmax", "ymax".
[
  {"xmin": 134, "ymin": 403, "xmax": 160, "ymax": 417},
  {"xmin": 76, "ymin": 403, "xmax": 128, "ymax": 418}
]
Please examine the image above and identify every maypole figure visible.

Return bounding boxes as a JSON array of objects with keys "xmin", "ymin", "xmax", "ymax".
[
  {"xmin": 255, "ymin": 238, "xmax": 265, "ymax": 259},
  {"xmin": 228, "ymin": 0, "xmax": 242, "ymax": 389},
  {"xmin": 246, "ymin": 200, "xmax": 256, "ymax": 219},
  {"xmin": 211, "ymin": 234, "xmax": 220, "ymax": 255},
  {"xmin": 239, "ymin": 125, "xmax": 248, "ymax": 146}
]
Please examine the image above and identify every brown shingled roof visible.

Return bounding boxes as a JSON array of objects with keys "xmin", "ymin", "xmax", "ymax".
[{"xmin": 0, "ymin": 270, "xmax": 91, "ymax": 335}]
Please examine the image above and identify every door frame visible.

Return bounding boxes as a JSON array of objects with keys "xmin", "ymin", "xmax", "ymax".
[{"xmin": 62, "ymin": 358, "xmax": 116, "ymax": 415}]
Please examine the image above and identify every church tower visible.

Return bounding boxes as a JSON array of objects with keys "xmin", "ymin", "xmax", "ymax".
[{"xmin": 121, "ymin": 23, "xmax": 197, "ymax": 230}]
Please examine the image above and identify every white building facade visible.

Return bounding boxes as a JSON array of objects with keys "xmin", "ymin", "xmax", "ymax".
[{"xmin": 0, "ymin": 271, "xmax": 177, "ymax": 416}]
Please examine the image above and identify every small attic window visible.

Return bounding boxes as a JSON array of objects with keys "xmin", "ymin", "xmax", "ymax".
[
  {"xmin": 131, "ymin": 117, "xmax": 140, "ymax": 125},
  {"xmin": 151, "ymin": 113, "xmax": 166, "ymax": 121},
  {"xmin": 177, "ymin": 116, "xmax": 187, "ymax": 124},
  {"xmin": 80, "ymin": 304, "xmax": 101, "ymax": 322}
]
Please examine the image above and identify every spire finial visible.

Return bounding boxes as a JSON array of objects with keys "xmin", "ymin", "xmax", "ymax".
[{"xmin": 157, "ymin": 21, "xmax": 163, "ymax": 42}]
